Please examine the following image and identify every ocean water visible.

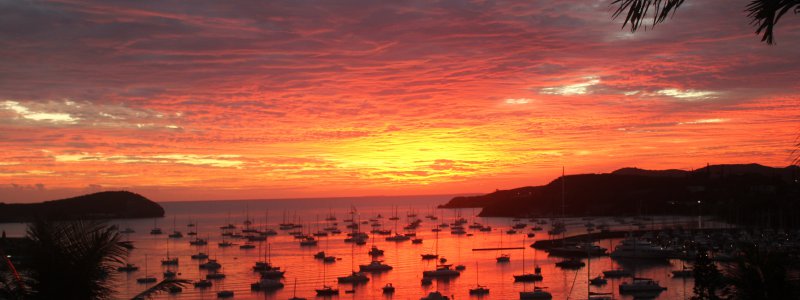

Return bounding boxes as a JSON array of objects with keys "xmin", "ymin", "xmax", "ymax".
[{"xmin": 0, "ymin": 195, "xmax": 702, "ymax": 299}]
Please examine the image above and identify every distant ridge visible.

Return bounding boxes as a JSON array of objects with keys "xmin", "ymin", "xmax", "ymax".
[
  {"xmin": 440, "ymin": 163, "xmax": 800, "ymax": 227},
  {"xmin": 610, "ymin": 167, "xmax": 688, "ymax": 177},
  {"xmin": 0, "ymin": 191, "xmax": 164, "ymax": 223}
]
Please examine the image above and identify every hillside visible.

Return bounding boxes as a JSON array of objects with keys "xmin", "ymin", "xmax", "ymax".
[
  {"xmin": 0, "ymin": 191, "xmax": 164, "ymax": 222},
  {"xmin": 440, "ymin": 164, "xmax": 800, "ymax": 227}
]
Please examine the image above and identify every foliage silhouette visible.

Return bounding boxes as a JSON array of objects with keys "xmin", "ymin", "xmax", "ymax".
[{"xmin": 611, "ymin": 0, "xmax": 799, "ymax": 44}]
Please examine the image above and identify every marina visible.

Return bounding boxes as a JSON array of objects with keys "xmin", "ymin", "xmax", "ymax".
[{"xmin": 2, "ymin": 196, "xmax": 756, "ymax": 299}]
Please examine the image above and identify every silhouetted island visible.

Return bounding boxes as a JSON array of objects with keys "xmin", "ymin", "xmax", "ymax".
[
  {"xmin": 0, "ymin": 191, "xmax": 164, "ymax": 222},
  {"xmin": 440, "ymin": 164, "xmax": 800, "ymax": 228}
]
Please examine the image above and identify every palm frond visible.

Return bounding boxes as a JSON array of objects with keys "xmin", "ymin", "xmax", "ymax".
[
  {"xmin": 611, "ymin": 0, "xmax": 800, "ymax": 44},
  {"xmin": 26, "ymin": 219, "xmax": 126, "ymax": 300},
  {"xmin": 745, "ymin": 0, "xmax": 800, "ymax": 44},
  {"xmin": 723, "ymin": 245, "xmax": 800, "ymax": 299},
  {"xmin": 129, "ymin": 279, "xmax": 190, "ymax": 300},
  {"xmin": 611, "ymin": 0, "xmax": 686, "ymax": 31}
]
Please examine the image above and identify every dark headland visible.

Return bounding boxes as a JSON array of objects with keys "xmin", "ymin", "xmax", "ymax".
[
  {"xmin": 0, "ymin": 191, "xmax": 164, "ymax": 222},
  {"xmin": 441, "ymin": 163, "xmax": 800, "ymax": 227}
]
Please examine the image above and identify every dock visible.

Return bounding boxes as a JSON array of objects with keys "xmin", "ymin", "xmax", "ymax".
[
  {"xmin": 531, "ymin": 227, "xmax": 739, "ymax": 250},
  {"xmin": 472, "ymin": 247, "xmax": 525, "ymax": 251}
]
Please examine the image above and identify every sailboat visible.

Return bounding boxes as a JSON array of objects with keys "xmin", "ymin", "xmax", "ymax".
[
  {"xmin": 514, "ymin": 237, "xmax": 542, "ymax": 282},
  {"xmin": 149, "ymin": 219, "xmax": 162, "ymax": 235},
  {"xmin": 602, "ymin": 239, "xmax": 631, "ymax": 278},
  {"xmin": 421, "ymin": 224, "xmax": 440, "ymax": 260},
  {"xmin": 337, "ymin": 233, "xmax": 369, "ymax": 283},
  {"xmin": 385, "ymin": 211, "xmax": 410, "ymax": 241},
  {"xmin": 218, "ymin": 231, "xmax": 233, "ymax": 247},
  {"xmin": 520, "ymin": 240, "xmax": 551, "ymax": 299},
  {"xmin": 161, "ymin": 238, "xmax": 178, "ymax": 265},
  {"xmin": 117, "ymin": 260, "xmax": 139, "ymax": 272},
  {"xmin": 469, "ymin": 262, "xmax": 490, "ymax": 295},
  {"xmin": 189, "ymin": 223, "xmax": 207, "ymax": 246},
  {"xmin": 315, "ymin": 253, "xmax": 339, "ymax": 296},
  {"xmin": 671, "ymin": 261, "xmax": 693, "ymax": 277},
  {"xmin": 288, "ymin": 278, "xmax": 307, "ymax": 300},
  {"xmin": 168, "ymin": 216, "xmax": 183, "ymax": 238},
  {"xmin": 186, "ymin": 217, "xmax": 197, "ymax": 236},
  {"xmin": 497, "ymin": 230, "xmax": 510, "ymax": 262},
  {"xmin": 359, "ymin": 224, "xmax": 392, "ymax": 272},
  {"xmin": 136, "ymin": 254, "xmax": 157, "ymax": 284},
  {"xmin": 191, "ymin": 236, "xmax": 210, "ymax": 261},
  {"xmin": 587, "ymin": 245, "xmax": 611, "ymax": 299},
  {"xmin": 389, "ymin": 206, "xmax": 400, "ymax": 221},
  {"xmin": 421, "ymin": 224, "xmax": 459, "ymax": 278},
  {"xmin": 258, "ymin": 243, "xmax": 285, "ymax": 278},
  {"xmin": 421, "ymin": 291, "xmax": 450, "ymax": 300},
  {"xmin": 250, "ymin": 273, "xmax": 284, "ymax": 291},
  {"xmin": 216, "ymin": 277, "xmax": 234, "ymax": 298},
  {"xmin": 588, "ymin": 249, "xmax": 607, "ymax": 285},
  {"xmin": 368, "ymin": 227, "xmax": 384, "ymax": 256},
  {"xmin": 519, "ymin": 287, "xmax": 553, "ymax": 299},
  {"xmin": 220, "ymin": 212, "xmax": 236, "ymax": 230}
]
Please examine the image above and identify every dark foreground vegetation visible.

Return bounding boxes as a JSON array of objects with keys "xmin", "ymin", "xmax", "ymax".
[{"xmin": 0, "ymin": 219, "xmax": 185, "ymax": 300}]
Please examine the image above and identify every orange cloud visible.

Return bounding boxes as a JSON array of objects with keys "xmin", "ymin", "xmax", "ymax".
[{"xmin": 1, "ymin": 0, "xmax": 799, "ymax": 202}]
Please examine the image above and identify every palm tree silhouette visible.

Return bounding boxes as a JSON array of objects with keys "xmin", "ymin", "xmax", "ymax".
[
  {"xmin": 611, "ymin": 0, "xmax": 799, "ymax": 44},
  {"xmin": 1, "ymin": 219, "xmax": 186, "ymax": 300},
  {"xmin": 25, "ymin": 219, "xmax": 127, "ymax": 299}
]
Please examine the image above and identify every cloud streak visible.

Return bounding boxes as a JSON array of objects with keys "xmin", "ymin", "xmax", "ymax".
[{"xmin": 0, "ymin": 0, "xmax": 799, "ymax": 201}]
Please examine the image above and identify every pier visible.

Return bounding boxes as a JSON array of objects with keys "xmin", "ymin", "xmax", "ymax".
[{"xmin": 532, "ymin": 227, "xmax": 739, "ymax": 250}]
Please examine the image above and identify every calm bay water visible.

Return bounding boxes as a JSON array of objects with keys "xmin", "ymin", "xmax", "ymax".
[{"xmin": 1, "ymin": 195, "xmax": 703, "ymax": 299}]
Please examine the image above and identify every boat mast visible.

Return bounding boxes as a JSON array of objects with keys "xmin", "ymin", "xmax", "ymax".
[
  {"xmin": 475, "ymin": 261, "xmax": 479, "ymax": 285},
  {"xmin": 435, "ymin": 224, "xmax": 439, "ymax": 258},
  {"xmin": 561, "ymin": 166, "xmax": 565, "ymax": 217},
  {"xmin": 521, "ymin": 236, "xmax": 526, "ymax": 273}
]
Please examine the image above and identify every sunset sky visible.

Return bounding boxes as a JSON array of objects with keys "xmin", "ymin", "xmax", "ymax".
[{"xmin": 1, "ymin": 0, "xmax": 799, "ymax": 202}]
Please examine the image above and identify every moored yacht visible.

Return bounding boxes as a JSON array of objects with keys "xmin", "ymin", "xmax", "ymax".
[
  {"xmin": 555, "ymin": 258, "xmax": 585, "ymax": 269},
  {"xmin": 496, "ymin": 254, "xmax": 510, "ymax": 262},
  {"xmin": 671, "ymin": 266, "xmax": 693, "ymax": 277},
  {"xmin": 117, "ymin": 263, "xmax": 139, "ymax": 272},
  {"xmin": 619, "ymin": 277, "xmax": 667, "ymax": 294},
  {"xmin": 193, "ymin": 279, "xmax": 212, "ymax": 288},
  {"xmin": 189, "ymin": 238, "xmax": 208, "ymax": 246},
  {"xmin": 337, "ymin": 271, "xmax": 369, "ymax": 283},
  {"xmin": 602, "ymin": 268, "xmax": 632, "ymax": 278},
  {"xmin": 420, "ymin": 291, "xmax": 449, "ymax": 300},
  {"xmin": 358, "ymin": 260, "xmax": 393, "ymax": 272},
  {"xmin": 547, "ymin": 242, "xmax": 607, "ymax": 257},
  {"xmin": 199, "ymin": 259, "xmax": 221, "ymax": 270},
  {"xmin": 589, "ymin": 275, "xmax": 607, "ymax": 285},
  {"xmin": 519, "ymin": 287, "xmax": 552, "ymax": 299},
  {"xmin": 421, "ymin": 253, "xmax": 438, "ymax": 260},
  {"xmin": 469, "ymin": 285, "xmax": 490, "ymax": 295},
  {"xmin": 385, "ymin": 234, "xmax": 410, "ymax": 241},
  {"xmin": 368, "ymin": 246, "xmax": 384, "ymax": 256},
  {"xmin": 315, "ymin": 285, "xmax": 339, "ymax": 296},
  {"xmin": 610, "ymin": 238, "xmax": 676, "ymax": 259},
  {"xmin": 250, "ymin": 278, "xmax": 284, "ymax": 291},
  {"xmin": 422, "ymin": 264, "xmax": 460, "ymax": 278},
  {"xmin": 216, "ymin": 290, "xmax": 234, "ymax": 298},
  {"xmin": 260, "ymin": 269, "xmax": 285, "ymax": 279}
]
